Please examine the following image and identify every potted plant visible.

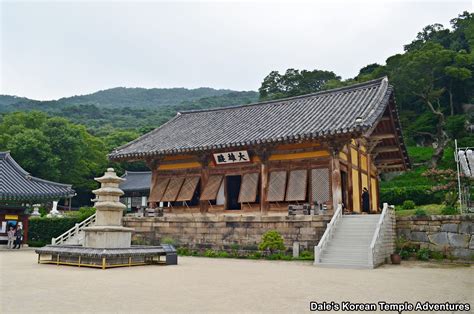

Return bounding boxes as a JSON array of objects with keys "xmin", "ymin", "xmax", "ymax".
[{"xmin": 391, "ymin": 237, "xmax": 408, "ymax": 264}]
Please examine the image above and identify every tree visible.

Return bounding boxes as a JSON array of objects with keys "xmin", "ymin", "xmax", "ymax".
[
  {"xmin": 0, "ymin": 111, "xmax": 108, "ymax": 205},
  {"xmin": 258, "ymin": 69, "xmax": 340, "ymax": 100},
  {"xmin": 394, "ymin": 42, "xmax": 456, "ymax": 167}
]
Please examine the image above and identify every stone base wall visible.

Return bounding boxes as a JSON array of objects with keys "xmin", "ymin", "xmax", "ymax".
[
  {"xmin": 123, "ymin": 214, "xmax": 332, "ymax": 252},
  {"xmin": 396, "ymin": 215, "xmax": 473, "ymax": 259}
]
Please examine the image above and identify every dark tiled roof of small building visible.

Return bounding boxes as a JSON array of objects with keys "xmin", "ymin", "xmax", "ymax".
[
  {"xmin": 0, "ymin": 152, "xmax": 75, "ymax": 201},
  {"xmin": 119, "ymin": 171, "xmax": 151, "ymax": 192},
  {"xmin": 110, "ymin": 77, "xmax": 393, "ymax": 160}
]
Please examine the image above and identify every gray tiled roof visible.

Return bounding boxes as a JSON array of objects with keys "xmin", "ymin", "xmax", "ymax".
[
  {"xmin": 110, "ymin": 77, "xmax": 393, "ymax": 160},
  {"xmin": 119, "ymin": 171, "xmax": 151, "ymax": 192},
  {"xmin": 0, "ymin": 152, "xmax": 75, "ymax": 201}
]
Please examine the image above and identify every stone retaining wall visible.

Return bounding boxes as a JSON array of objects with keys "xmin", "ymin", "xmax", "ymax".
[
  {"xmin": 396, "ymin": 215, "xmax": 473, "ymax": 259},
  {"xmin": 123, "ymin": 214, "xmax": 332, "ymax": 252}
]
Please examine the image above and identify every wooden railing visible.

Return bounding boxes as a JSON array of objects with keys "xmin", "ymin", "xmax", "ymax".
[
  {"xmin": 314, "ymin": 204, "xmax": 342, "ymax": 264},
  {"xmin": 369, "ymin": 203, "xmax": 395, "ymax": 267},
  {"xmin": 51, "ymin": 213, "xmax": 96, "ymax": 245}
]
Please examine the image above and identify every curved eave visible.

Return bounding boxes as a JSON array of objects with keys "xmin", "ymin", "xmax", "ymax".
[{"xmin": 109, "ymin": 127, "xmax": 368, "ymax": 161}]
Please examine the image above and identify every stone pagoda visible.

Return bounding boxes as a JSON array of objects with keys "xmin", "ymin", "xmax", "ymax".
[
  {"xmin": 83, "ymin": 168, "xmax": 133, "ymax": 248},
  {"xmin": 35, "ymin": 168, "xmax": 177, "ymax": 269}
]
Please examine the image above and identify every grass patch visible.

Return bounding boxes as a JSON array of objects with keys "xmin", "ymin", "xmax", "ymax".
[{"xmin": 395, "ymin": 204, "xmax": 444, "ymax": 217}]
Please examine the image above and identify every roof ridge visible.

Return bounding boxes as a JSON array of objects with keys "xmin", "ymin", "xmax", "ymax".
[{"xmin": 178, "ymin": 76, "xmax": 388, "ymax": 115}]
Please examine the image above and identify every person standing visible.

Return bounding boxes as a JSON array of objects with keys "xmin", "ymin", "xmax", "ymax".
[
  {"xmin": 13, "ymin": 225, "xmax": 23, "ymax": 249},
  {"xmin": 362, "ymin": 187, "xmax": 370, "ymax": 214},
  {"xmin": 7, "ymin": 226, "xmax": 15, "ymax": 249}
]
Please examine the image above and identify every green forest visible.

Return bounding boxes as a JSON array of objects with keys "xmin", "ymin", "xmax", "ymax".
[{"xmin": 0, "ymin": 11, "xmax": 472, "ymax": 209}]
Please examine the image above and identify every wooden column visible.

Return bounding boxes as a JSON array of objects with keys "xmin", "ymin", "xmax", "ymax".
[
  {"xmin": 199, "ymin": 155, "xmax": 210, "ymax": 213},
  {"xmin": 330, "ymin": 147, "xmax": 342, "ymax": 210},
  {"xmin": 346, "ymin": 144, "xmax": 354, "ymax": 212},
  {"xmin": 367, "ymin": 153, "xmax": 373, "ymax": 212},
  {"xmin": 256, "ymin": 148, "xmax": 270, "ymax": 215},
  {"xmin": 146, "ymin": 158, "xmax": 161, "ymax": 209}
]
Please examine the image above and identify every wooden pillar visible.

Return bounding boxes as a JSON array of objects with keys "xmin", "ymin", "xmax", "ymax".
[
  {"xmin": 199, "ymin": 155, "xmax": 210, "ymax": 213},
  {"xmin": 256, "ymin": 148, "xmax": 270, "ymax": 215},
  {"xmin": 330, "ymin": 148, "xmax": 342, "ymax": 210},
  {"xmin": 146, "ymin": 158, "xmax": 161, "ymax": 209},
  {"xmin": 260, "ymin": 161, "xmax": 269, "ymax": 214},
  {"xmin": 346, "ymin": 144, "xmax": 354, "ymax": 212},
  {"xmin": 367, "ymin": 153, "xmax": 373, "ymax": 212}
]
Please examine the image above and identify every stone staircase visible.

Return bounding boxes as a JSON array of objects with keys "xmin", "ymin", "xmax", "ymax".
[
  {"xmin": 314, "ymin": 203, "xmax": 395, "ymax": 268},
  {"xmin": 318, "ymin": 215, "xmax": 380, "ymax": 268},
  {"xmin": 51, "ymin": 213, "xmax": 96, "ymax": 245}
]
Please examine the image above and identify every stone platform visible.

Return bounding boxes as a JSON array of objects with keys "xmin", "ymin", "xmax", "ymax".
[{"xmin": 35, "ymin": 244, "xmax": 177, "ymax": 269}]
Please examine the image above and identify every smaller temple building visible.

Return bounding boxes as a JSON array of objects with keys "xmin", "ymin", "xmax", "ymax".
[
  {"xmin": 0, "ymin": 152, "xmax": 75, "ymax": 243},
  {"xmin": 119, "ymin": 171, "xmax": 151, "ymax": 212}
]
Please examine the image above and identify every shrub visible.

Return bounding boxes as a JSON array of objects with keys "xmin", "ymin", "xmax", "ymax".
[
  {"xmin": 229, "ymin": 243, "xmax": 240, "ymax": 251},
  {"xmin": 441, "ymin": 206, "xmax": 459, "ymax": 215},
  {"xmin": 28, "ymin": 216, "xmax": 82, "ymax": 246},
  {"xmin": 258, "ymin": 230, "xmax": 285, "ymax": 253},
  {"xmin": 217, "ymin": 251, "xmax": 230, "ymax": 258},
  {"xmin": 204, "ymin": 249, "xmax": 218, "ymax": 257},
  {"xmin": 380, "ymin": 186, "xmax": 443, "ymax": 206},
  {"xmin": 160, "ymin": 237, "xmax": 176, "ymax": 245},
  {"xmin": 414, "ymin": 209, "xmax": 427, "ymax": 217},
  {"xmin": 249, "ymin": 252, "xmax": 262, "ymax": 259},
  {"xmin": 299, "ymin": 250, "xmax": 314, "ymax": 260},
  {"xmin": 444, "ymin": 191, "xmax": 458, "ymax": 207},
  {"xmin": 402, "ymin": 200, "xmax": 416, "ymax": 210},
  {"xmin": 430, "ymin": 251, "xmax": 444, "ymax": 261},
  {"xmin": 176, "ymin": 247, "xmax": 191, "ymax": 255},
  {"xmin": 416, "ymin": 248, "xmax": 431, "ymax": 261}
]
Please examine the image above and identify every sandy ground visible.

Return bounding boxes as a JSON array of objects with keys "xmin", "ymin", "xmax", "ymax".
[{"xmin": 0, "ymin": 249, "xmax": 472, "ymax": 313}]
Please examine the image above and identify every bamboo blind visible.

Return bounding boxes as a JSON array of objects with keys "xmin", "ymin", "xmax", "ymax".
[
  {"xmin": 148, "ymin": 177, "xmax": 170, "ymax": 202},
  {"xmin": 200, "ymin": 175, "xmax": 224, "ymax": 201},
  {"xmin": 286, "ymin": 169, "xmax": 307, "ymax": 201},
  {"xmin": 238, "ymin": 172, "xmax": 259, "ymax": 203},
  {"xmin": 267, "ymin": 171, "xmax": 287, "ymax": 202},
  {"xmin": 161, "ymin": 177, "xmax": 185, "ymax": 202},
  {"xmin": 176, "ymin": 177, "xmax": 200, "ymax": 202},
  {"xmin": 311, "ymin": 168, "xmax": 330, "ymax": 204}
]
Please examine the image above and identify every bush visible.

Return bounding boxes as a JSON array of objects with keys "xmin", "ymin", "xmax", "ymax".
[
  {"xmin": 258, "ymin": 230, "xmax": 285, "ymax": 253},
  {"xmin": 28, "ymin": 216, "xmax": 81, "ymax": 246},
  {"xmin": 380, "ymin": 186, "xmax": 443, "ymax": 206},
  {"xmin": 430, "ymin": 251, "xmax": 444, "ymax": 261},
  {"xmin": 416, "ymin": 248, "xmax": 431, "ymax": 261},
  {"xmin": 160, "ymin": 237, "xmax": 176, "ymax": 245},
  {"xmin": 28, "ymin": 207, "xmax": 97, "ymax": 247},
  {"xmin": 402, "ymin": 200, "xmax": 416, "ymax": 210},
  {"xmin": 441, "ymin": 206, "xmax": 459, "ymax": 215},
  {"xmin": 204, "ymin": 249, "xmax": 218, "ymax": 257},
  {"xmin": 415, "ymin": 209, "xmax": 427, "ymax": 217},
  {"xmin": 176, "ymin": 247, "xmax": 191, "ymax": 255}
]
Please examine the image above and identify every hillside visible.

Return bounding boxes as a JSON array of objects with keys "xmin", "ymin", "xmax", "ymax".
[{"xmin": 0, "ymin": 88, "xmax": 259, "ymax": 134}]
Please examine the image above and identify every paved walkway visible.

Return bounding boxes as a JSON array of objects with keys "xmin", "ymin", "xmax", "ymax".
[{"xmin": 0, "ymin": 250, "xmax": 472, "ymax": 313}]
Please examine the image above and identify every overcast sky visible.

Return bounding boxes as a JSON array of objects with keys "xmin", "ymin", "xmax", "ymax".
[{"xmin": 1, "ymin": 0, "xmax": 471, "ymax": 100}]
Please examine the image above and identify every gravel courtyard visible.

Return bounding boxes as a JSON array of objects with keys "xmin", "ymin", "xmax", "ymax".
[{"xmin": 0, "ymin": 249, "xmax": 472, "ymax": 313}]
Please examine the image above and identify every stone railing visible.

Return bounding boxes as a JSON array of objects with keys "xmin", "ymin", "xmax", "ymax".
[
  {"xmin": 52, "ymin": 213, "xmax": 96, "ymax": 245},
  {"xmin": 369, "ymin": 203, "xmax": 395, "ymax": 267},
  {"xmin": 314, "ymin": 204, "xmax": 342, "ymax": 264}
]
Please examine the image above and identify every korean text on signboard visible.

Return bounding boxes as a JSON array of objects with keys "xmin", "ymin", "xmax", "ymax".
[{"xmin": 213, "ymin": 150, "xmax": 250, "ymax": 165}]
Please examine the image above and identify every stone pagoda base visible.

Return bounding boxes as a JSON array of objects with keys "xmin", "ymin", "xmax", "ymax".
[
  {"xmin": 35, "ymin": 245, "xmax": 177, "ymax": 269},
  {"xmin": 83, "ymin": 226, "xmax": 134, "ymax": 248}
]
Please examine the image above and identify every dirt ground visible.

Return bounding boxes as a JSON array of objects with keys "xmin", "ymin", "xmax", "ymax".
[{"xmin": 0, "ymin": 249, "xmax": 472, "ymax": 313}]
